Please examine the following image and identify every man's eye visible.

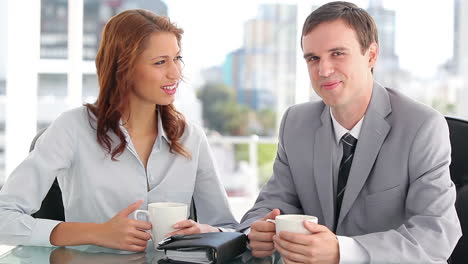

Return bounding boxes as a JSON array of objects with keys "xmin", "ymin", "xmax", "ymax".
[
  {"xmin": 332, "ymin": 52, "xmax": 344, "ymax": 56},
  {"xmin": 307, "ymin": 56, "xmax": 319, "ymax": 62},
  {"xmin": 154, "ymin": 60, "xmax": 165, "ymax": 65}
]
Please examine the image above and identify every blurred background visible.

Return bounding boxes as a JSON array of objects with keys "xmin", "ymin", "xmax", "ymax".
[{"xmin": 0, "ymin": 0, "xmax": 466, "ymax": 220}]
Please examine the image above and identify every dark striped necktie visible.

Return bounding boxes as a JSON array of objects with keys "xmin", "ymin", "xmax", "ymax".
[{"xmin": 334, "ymin": 132, "xmax": 358, "ymax": 231}]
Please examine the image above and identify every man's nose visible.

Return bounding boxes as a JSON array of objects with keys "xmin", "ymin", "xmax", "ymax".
[{"xmin": 318, "ymin": 59, "xmax": 334, "ymax": 77}]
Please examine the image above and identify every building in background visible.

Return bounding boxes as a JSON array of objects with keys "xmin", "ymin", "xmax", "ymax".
[
  {"xmin": 452, "ymin": 0, "xmax": 468, "ymax": 116},
  {"xmin": 435, "ymin": 0, "xmax": 468, "ymax": 117},
  {"xmin": 367, "ymin": 0, "xmax": 401, "ymax": 89},
  {"xmin": 40, "ymin": 0, "xmax": 168, "ymax": 60},
  {"xmin": 223, "ymin": 49, "xmax": 246, "ymax": 104},
  {"xmin": 0, "ymin": 0, "xmax": 8, "ymax": 182},
  {"xmin": 452, "ymin": 0, "xmax": 468, "ymax": 76},
  {"xmin": 222, "ymin": 4, "xmax": 297, "ymax": 111},
  {"xmin": 200, "ymin": 66, "xmax": 224, "ymax": 85}
]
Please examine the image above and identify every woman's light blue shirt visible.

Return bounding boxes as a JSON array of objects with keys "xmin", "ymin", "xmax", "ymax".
[{"xmin": 0, "ymin": 107, "xmax": 238, "ymax": 246}]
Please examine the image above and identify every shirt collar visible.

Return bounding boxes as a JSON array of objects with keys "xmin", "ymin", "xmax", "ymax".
[
  {"xmin": 156, "ymin": 110, "xmax": 170, "ymax": 144},
  {"xmin": 330, "ymin": 109, "xmax": 364, "ymax": 145},
  {"xmin": 118, "ymin": 110, "xmax": 170, "ymax": 146}
]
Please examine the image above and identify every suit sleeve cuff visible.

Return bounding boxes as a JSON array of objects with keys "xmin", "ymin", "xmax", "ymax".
[
  {"xmin": 27, "ymin": 219, "xmax": 62, "ymax": 247},
  {"xmin": 337, "ymin": 235, "xmax": 369, "ymax": 263}
]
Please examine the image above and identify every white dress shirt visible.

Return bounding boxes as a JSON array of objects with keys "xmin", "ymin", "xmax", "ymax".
[
  {"xmin": 0, "ymin": 107, "xmax": 238, "ymax": 246},
  {"xmin": 330, "ymin": 110, "xmax": 370, "ymax": 263}
]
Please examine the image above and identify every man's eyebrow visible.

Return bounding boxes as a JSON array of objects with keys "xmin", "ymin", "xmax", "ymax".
[
  {"xmin": 303, "ymin": 52, "xmax": 316, "ymax": 59},
  {"xmin": 329, "ymin": 47, "xmax": 348, "ymax": 52},
  {"xmin": 303, "ymin": 46, "xmax": 351, "ymax": 58},
  {"xmin": 303, "ymin": 47, "xmax": 350, "ymax": 59}
]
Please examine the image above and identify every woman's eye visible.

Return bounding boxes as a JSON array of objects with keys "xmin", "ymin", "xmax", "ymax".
[
  {"xmin": 154, "ymin": 60, "xmax": 165, "ymax": 65},
  {"xmin": 175, "ymin": 56, "xmax": 183, "ymax": 62}
]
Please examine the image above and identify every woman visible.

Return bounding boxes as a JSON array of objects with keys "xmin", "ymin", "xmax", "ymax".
[{"xmin": 0, "ymin": 9, "xmax": 237, "ymax": 252}]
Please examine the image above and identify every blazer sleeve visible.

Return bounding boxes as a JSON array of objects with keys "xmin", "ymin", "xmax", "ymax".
[
  {"xmin": 237, "ymin": 107, "xmax": 303, "ymax": 231},
  {"xmin": 192, "ymin": 127, "xmax": 238, "ymax": 229},
  {"xmin": 352, "ymin": 113, "xmax": 462, "ymax": 263}
]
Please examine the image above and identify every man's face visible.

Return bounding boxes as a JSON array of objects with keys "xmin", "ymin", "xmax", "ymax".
[{"xmin": 302, "ymin": 19, "xmax": 378, "ymax": 110}]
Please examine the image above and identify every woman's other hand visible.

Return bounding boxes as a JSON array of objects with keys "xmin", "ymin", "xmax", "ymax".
[{"xmin": 165, "ymin": 219, "xmax": 219, "ymax": 237}]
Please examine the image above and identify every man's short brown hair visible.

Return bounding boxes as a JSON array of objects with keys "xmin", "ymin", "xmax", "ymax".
[{"xmin": 301, "ymin": 1, "xmax": 378, "ymax": 54}]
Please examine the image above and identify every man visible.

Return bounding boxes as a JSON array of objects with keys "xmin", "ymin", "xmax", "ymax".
[{"xmin": 238, "ymin": 1, "xmax": 462, "ymax": 263}]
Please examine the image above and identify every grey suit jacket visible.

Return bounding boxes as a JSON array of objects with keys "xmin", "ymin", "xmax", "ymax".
[{"xmin": 239, "ymin": 83, "xmax": 461, "ymax": 263}]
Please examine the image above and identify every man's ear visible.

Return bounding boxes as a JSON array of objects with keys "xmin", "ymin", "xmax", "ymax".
[{"xmin": 367, "ymin": 42, "xmax": 379, "ymax": 68}]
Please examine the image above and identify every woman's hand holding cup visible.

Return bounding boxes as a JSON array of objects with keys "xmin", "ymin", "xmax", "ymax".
[{"xmin": 96, "ymin": 200, "xmax": 152, "ymax": 252}]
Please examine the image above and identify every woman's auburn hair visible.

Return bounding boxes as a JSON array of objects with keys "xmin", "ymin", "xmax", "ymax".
[{"xmin": 85, "ymin": 9, "xmax": 191, "ymax": 160}]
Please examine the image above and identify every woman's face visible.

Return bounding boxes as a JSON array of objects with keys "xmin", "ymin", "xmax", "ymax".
[{"xmin": 130, "ymin": 32, "xmax": 183, "ymax": 107}]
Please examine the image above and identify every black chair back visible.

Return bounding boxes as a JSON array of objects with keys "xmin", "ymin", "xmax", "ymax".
[
  {"xmin": 30, "ymin": 128, "xmax": 64, "ymax": 221},
  {"xmin": 445, "ymin": 116, "xmax": 468, "ymax": 264}
]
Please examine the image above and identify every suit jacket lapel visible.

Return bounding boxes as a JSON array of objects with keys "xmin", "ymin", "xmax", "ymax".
[
  {"xmin": 313, "ymin": 106, "xmax": 335, "ymax": 229},
  {"xmin": 337, "ymin": 83, "xmax": 392, "ymax": 227}
]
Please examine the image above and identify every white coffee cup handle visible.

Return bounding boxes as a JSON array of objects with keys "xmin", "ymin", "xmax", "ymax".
[
  {"xmin": 134, "ymin": 210, "xmax": 149, "ymax": 221},
  {"xmin": 266, "ymin": 219, "xmax": 276, "ymax": 224},
  {"xmin": 134, "ymin": 210, "xmax": 153, "ymax": 240}
]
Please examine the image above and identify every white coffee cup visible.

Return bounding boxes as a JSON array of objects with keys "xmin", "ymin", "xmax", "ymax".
[
  {"xmin": 267, "ymin": 214, "xmax": 318, "ymax": 235},
  {"xmin": 134, "ymin": 202, "xmax": 188, "ymax": 247}
]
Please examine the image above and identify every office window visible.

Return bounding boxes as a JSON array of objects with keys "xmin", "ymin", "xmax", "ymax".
[
  {"xmin": 41, "ymin": 0, "xmax": 68, "ymax": 59},
  {"xmin": 82, "ymin": 73, "xmax": 98, "ymax": 103}
]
